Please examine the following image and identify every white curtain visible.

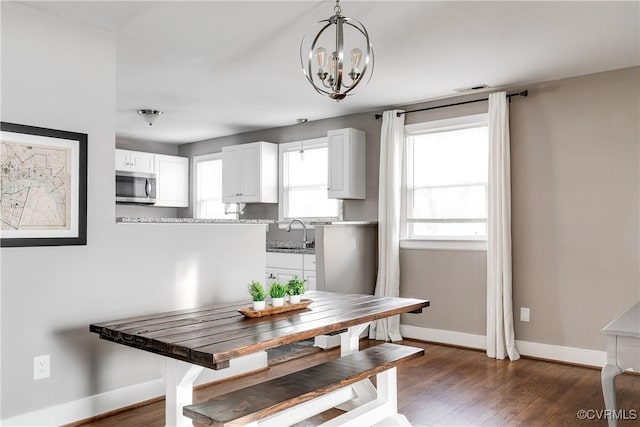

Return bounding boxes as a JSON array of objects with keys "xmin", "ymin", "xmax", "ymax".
[
  {"xmin": 486, "ymin": 92, "xmax": 520, "ymax": 361},
  {"xmin": 370, "ymin": 110, "xmax": 405, "ymax": 342}
]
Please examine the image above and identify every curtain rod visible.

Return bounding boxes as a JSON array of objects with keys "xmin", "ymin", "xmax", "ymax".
[{"xmin": 374, "ymin": 90, "xmax": 528, "ymax": 120}]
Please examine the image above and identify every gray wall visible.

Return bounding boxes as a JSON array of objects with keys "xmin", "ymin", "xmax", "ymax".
[
  {"xmin": 1, "ymin": 3, "xmax": 267, "ymax": 421},
  {"xmin": 179, "ymin": 67, "xmax": 640, "ymax": 352},
  {"xmin": 510, "ymin": 68, "xmax": 639, "ymax": 348},
  {"xmin": 401, "ymin": 67, "xmax": 639, "ymax": 351},
  {"xmin": 116, "ymin": 138, "xmax": 179, "ymax": 156}
]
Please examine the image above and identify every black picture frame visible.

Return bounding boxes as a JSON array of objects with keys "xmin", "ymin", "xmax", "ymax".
[{"xmin": 1, "ymin": 122, "xmax": 87, "ymax": 247}]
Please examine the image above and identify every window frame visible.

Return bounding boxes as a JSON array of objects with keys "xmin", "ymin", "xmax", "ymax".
[
  {"xmin": 193, "ymin": 152, "xmax": 235, "ymax": 220},
  {"xmin": 401, "ymin": 113, "xmax": 489, "ymax": 251},
  {"xmin": 278, "ymin": 137, "xmax": 343, "ymax": 226}
]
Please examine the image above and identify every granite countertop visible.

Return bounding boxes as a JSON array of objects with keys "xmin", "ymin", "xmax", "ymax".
[
  {"xmin": 266, "ymin": 240, "xmax": 315, "ymax": 254},
  {"xmin": 310, "ymin": 220, "xmax": 378, "ymax": 226},
  {"xmin": 117, "ymin": 217, "xmax": 274, "ymax": 224}
]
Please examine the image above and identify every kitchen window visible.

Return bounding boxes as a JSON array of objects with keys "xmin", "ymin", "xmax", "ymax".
[
  {"xmin": 278, "ymin": 138, "xmax": 342, "ymax": 222},
  {"xmin": 194, "ymin": 153, "xmax": 235, "ymax": 219},
  {"xmin": 402, "ymin": 114, "xmax": 488, "ymax": 250}
]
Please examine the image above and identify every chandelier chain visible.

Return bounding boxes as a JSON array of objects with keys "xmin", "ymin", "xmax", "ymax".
[{"xmin": 334, "ymin": 0, "xmax": 341, "ymax": 15}]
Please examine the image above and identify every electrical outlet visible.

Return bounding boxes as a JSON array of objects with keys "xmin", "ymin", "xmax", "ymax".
[
  {"xmin": 34, "ymin": 355, "xmax": 50, "ymax": 380},
  {"xmin": 520, "ymin": 307, "xmax": 530, "ymax": 323}
]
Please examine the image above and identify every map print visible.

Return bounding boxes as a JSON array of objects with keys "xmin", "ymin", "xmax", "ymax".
[{"xmin": 1, "ymin": 139, "xmax": 71, "ymax": 231}]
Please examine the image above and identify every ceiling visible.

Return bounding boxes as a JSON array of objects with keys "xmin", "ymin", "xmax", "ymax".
[{"xmin": 19, "ymin": 1, "xmax": 640, "ymax": 144}]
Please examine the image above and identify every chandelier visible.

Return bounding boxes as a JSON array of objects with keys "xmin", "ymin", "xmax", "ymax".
[{"xmin": 300, "ymin": 0, "xmax": 374, "ymax": 101}]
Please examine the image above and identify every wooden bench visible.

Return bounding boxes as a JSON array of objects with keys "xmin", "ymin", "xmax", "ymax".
[{"xmin": 183, "ymin": 343, "xmax": 424, "ymax": 426}]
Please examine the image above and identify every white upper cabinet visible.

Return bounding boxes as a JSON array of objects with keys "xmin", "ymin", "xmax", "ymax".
[
  {"xmin": 327, "ymin": 128, "xmax": 366, "ymax": 199},
  {"xmin": 115, "ymin": 149, "xmax": 155, "ymax": 173},
  {"xmin": 222, "ymin": 146, "xmax": 243, "ymax": 202},
  {"xmin": 222, "ymin": 141, "xmax": 278, "ymax": 203},
  {"xmin": 154, "ymin": 154, "xmax": 189, "ymax": 207}
]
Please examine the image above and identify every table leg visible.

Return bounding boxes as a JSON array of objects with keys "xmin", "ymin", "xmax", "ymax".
[
  {"xmin": 601, "ymin": 335, "xmax": 623, "ymax": 427},
  {"xmin": 340, "ymin": 323, "xmax": 370, "ymax": 356},
  {"xmin": 164, "ymin": 359, "xmax": 204, "ymax": 427},
  {"xmin": 602, "ymin": 363, "xmax": 623, "ymax": 427},
  {"xmin": 337, "ymin": 324, "xmax": 377, "ymax": 411}
]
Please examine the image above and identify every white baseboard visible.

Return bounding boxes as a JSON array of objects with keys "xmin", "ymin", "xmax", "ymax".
[
  {"xmin": 0, "ymin": 378, "xmax": 165, "ymax": 427},
  {"xmin": 400, "ymin": 325, "xmax": 607, "ymax": 367},
  {"xmin": 400, "ymin": 325, "xmax": 486, "ymax": 349},
  {"xmin": 514, "ymin": 339, "xmax": 606, "ymax": 367},
  {"xmin": 0, "ymin": 351, "xmax": 267, "ymax": 427}
]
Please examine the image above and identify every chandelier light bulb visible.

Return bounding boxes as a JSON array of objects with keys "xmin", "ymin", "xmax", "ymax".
[
  {"xmin": 351, "ymin": 48, "xmax": 362, "ymax": 72},
  {"xmin": 329, "ymin": 56, "xmax": 336, "ymax": 75},
  {"xmin": 315, "ymin": 47, "xmax": 327, "ymax": 69}
]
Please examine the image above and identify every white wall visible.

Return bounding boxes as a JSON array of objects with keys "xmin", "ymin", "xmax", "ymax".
[{"xmin": 1, "ymin": 3, "xmax": 266, "ymax": 423}]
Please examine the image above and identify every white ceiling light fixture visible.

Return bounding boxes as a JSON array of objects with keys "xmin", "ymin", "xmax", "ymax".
[
  {"xmin": 137, "ymin": 109, "xmax": 163, "ymax": 126},
  {"xmin": 300, "ymin": 0, "xmax": 374, "ymax": 101}
]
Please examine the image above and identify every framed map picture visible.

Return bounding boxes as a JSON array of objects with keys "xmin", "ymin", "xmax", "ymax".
[{"xmin": 1, "ymin": 122, "xmax": 87, "ymax": 247}]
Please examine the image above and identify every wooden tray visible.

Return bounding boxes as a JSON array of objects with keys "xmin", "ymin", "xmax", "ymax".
[{"xmin": 239, "ymin": 299, "xmax": 312, "ymax": 318}]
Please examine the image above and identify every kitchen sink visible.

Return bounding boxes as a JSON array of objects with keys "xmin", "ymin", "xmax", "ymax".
[{"xmin": 266, "ymin": 240, "xmax": 315, "ymax": 253}]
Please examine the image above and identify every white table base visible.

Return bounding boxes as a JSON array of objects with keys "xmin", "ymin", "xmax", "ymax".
[
  {"xmin": 163, "ymin": 323, "xmax": 410, "ymax": 427},
  {"xmin": 164, "ymin": 359, "xmax": 204, "ymax": 427}
]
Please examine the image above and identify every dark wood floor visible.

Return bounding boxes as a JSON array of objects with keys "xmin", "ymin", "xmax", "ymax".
[{"xmin": 71, "ymin": 340, "xmax": 640, "ymax": 427}]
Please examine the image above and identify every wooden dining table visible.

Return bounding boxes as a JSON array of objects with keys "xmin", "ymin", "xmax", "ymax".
[{"xmin": 90, "ymin": 291, "xmax": 430, "ymax": 427}]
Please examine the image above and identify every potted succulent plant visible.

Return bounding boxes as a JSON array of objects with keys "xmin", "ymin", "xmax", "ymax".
[
  {"xmin": 248, "ymin": 280, "xmax": 266, "ymax": 310},
  {"xmin": 286, "ymin": 276, "xmax": 305, "ymax": 304},
  {"xmin": 269, "ymin": 282, "xmax": 288, "ymax": 307}
]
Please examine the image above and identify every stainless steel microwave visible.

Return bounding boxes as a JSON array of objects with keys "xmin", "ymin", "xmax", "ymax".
[{"xmin": 115, "ymin": 171, "xmax": 157, "ymax": 204}]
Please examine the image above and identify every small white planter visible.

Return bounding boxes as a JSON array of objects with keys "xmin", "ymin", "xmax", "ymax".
[
  {"xmin": 272, "ymin": 297, "xmax": 285, "ymax": 307},
  {"xmin": 253, "ymin": 300, "xmax": 266, "ymax": 310},
  {"xmin": 289, "ymin": 294, "xmax": 302, "ymax": 304}
]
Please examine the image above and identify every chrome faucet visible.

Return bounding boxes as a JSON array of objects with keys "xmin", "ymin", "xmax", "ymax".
[{"xmin": 286, "ymin": 218, "xmax": 308, "ymax": 248}]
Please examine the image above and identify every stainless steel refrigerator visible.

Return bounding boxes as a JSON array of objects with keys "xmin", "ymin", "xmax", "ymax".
[
  {"xmin": 314, "ymin": 223, "xmax": 378, "ymax": 294},
  {"xmin": 313, "ymin": 223, "xmax": 378, "ymax": 348}
]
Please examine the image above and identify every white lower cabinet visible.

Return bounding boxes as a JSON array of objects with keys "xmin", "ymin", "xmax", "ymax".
[
  {"xmin": 302, "ymin": 254, "xmax": 316, "ymax": 290},
  {"xmin": 266, "ymin": 252, "xmax": 316, "ymax": 291}
]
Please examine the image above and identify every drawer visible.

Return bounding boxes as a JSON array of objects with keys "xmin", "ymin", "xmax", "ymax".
[
  {"xmin": 266, "ymin": 252, "xmax": 303, "ymax": 270},
  {"xmin": 617, "ymin": 336, "xmax": 640, "ymax": 371},
  {"xmin": 303, "ymin": 254, "xmax": 316, "ymax": 272}
]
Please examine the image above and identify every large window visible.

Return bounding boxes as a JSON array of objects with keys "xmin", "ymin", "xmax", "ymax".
[
  {"xmin": 279, "ymin": 138, "xmax": 341, "ymax": 222},
  {"xmin": 194, "ymin": 153, "xmax": 235, "ymax": 219},
  {"xmin": 403, "ymin": 114, "xmax": 488, "ymax": 245}
]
